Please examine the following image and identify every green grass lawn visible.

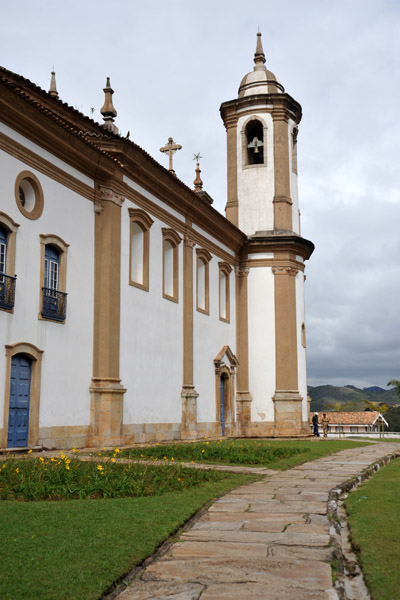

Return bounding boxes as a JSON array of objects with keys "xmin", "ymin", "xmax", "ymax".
[
  {"xmin": 345, "ymin": 457, "xmax": 400, "ymax": 600},
  {"xmin": 117, "ymin": 438, "xmax": 371, "ymax": 469},
  {"xmin": 0, "ymin": 439, "xmax": 372, "ymax": 600},
  {"xmin": 0, "ymin": 471, "xmax": 255, "ymax": 600}
]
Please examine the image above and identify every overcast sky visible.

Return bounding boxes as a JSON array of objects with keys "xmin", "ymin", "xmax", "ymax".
[{"xmin": 2, "ymin": 0, "xmax": 399, "ymax": 389}]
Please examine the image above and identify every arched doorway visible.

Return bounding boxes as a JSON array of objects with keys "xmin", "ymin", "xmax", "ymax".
[{"xmin": 8, "ymin": 354, "xmax": 31, "ymax": 447}]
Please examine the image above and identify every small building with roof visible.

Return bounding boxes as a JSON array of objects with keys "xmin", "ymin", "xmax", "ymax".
[{"xmin": 310, "ymin": 411, "xmax": 389, "ymax": 435}]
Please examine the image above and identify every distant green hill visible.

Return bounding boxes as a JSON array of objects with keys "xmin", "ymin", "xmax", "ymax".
[{"xmin": 308, "ymin": 384, "xmax": 399, "ymax": 412}]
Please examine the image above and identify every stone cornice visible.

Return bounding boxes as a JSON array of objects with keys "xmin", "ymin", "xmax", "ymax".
[
  {"xmin": 220, "ymin": 93, "xmax": 302, "ymax": 128},
  {"xmin": 243, "ymin": 232, "xmax": 314, "ymax": 261}
]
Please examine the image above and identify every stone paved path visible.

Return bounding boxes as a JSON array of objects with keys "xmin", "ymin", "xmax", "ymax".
[{"xmin": 115, "ymin": 442, "xmax": 399, "ymax": 600}]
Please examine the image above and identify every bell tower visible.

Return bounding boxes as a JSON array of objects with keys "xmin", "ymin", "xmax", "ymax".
[{"xmin": 220, "ymin": 33, "xmax": 314, "ymax": 436}]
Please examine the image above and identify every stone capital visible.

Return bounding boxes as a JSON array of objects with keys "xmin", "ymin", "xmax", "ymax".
[
  {"xmin": 272, "ymin": 266, "xmax": 299, "ymax": 277},
  {"xmin": 183, "ymin": 235, "xmax": 196, "ymax": 248},
  {"xmin": 97, "ymin": 186, "xmax": 125, "ymax": 206},
  {"xmin": 235, "ymin": 266, "xmax": 250, "ymax": 277}
]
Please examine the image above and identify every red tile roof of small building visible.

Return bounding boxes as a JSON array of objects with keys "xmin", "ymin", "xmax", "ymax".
[{"xmin": 310, "ymin": 411, "xmax": 386, "ymax": 425}]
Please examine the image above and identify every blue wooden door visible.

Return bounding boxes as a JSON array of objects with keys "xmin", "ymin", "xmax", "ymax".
[
  {"xmin": 8, "ymin": 355, "xmax": 31, "ymax": 447},
  {"xmin": 220, "ymin": 376, "xmax": 225, "ymax": 436}
]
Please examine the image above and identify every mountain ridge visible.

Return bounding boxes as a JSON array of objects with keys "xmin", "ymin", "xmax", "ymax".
[{"xmin": 308, "ymin": 384, "xmax": 399, "ymax": 412}]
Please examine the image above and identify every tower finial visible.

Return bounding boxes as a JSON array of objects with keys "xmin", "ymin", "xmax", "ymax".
[
  {"xmin": 48, "ymin": 69, "xmax": 59, "ymax": 98},
  {"xmin": 193, "ymin": 153, "xmax": 203, "ymax": 192},
  {"xmin": 253, "ymin": 31, "xmax": 266, "ymax": 70},
  {"xmin": 100, "ymin": 77, "xmax": 118, "ymax": 134}
]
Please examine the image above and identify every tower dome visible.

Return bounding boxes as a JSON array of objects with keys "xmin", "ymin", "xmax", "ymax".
[{"xmin": 238, "ymin": 32, "xmax": 284, "ymax": 97}]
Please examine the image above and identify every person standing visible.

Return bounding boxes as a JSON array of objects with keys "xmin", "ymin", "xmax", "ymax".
[
  {"xmin": 312, "ymin": 413, "xmax": 320, "ymax": 437},
  {"xmin": 322, "ymin": 413, "xmax": 329, "ymax": 438}
]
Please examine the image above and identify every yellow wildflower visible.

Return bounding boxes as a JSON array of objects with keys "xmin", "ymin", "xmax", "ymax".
[
  {"xmin": 111, "ymin": 458, "xmax": 115, "ymax": 463},
  {"xmin": 15, "ymin": 468, "xmax": 19, "ymax": 473},
  {"xmin": 28, "ymin": 449, "xmax": 32, "ymax": 454},
  {"xmin": 177, "ymin": 478, "xmax": 181, "ymax": 481},
  {"xmin": 201, "ymin": 449, "xmax": 205, "ymax": 453},
  {"xmin": 40, "ymin": 457, "xmax": 44, "ymax": 463},
  {"xmin": 65, "ymin": 465, "xmax": 70, "ymax": 470},
  {"xmin": 114, "ymin": 448, "xmax": 120, "ymax": 453},
  {"xmin": 171, "ymin": 457, "xmax": 175, "ymax": 461},
  {"xmin": 97, "ymin": 465, "xmax": 104, "ymax": 471}
]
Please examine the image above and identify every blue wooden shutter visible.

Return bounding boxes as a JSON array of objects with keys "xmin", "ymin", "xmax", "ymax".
[
  {"xmin": 0, "ymin": 225, "xmax": 7, "ymax": 276},
  {"xmin": 44, "ymin": 244, "xmax": 59, "ymax": 290}
]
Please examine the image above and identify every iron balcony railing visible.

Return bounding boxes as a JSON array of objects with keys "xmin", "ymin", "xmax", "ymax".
[
  {"xmin": 42, "ymin": 287, "xmax": 68, "ymax": 321},
  {"xmin": 0, "ymin": 273, "xmax": 17, "ymax": 310}
]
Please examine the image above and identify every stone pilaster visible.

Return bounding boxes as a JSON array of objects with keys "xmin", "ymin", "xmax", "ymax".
[
  {"xmin": 181, "ymin": 233, "xmax": 198, "ymax": 439},
  {"xmin": 89, "ymin": 185, "xmax": 126, "ymax": 447},
  {"xmin": 272, "ymin": 264, "xmax": 303, "ymax": 435},
  {"xmin": 272, "ymin": 107, "xmax": 293, "ymax": 231},
  {"xmin": 235, "ymin": 266, "xmax": 252, "ymax": 434}
]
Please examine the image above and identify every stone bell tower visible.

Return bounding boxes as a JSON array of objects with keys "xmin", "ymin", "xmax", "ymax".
[{"xmin": 220, "ymin": 33, "xmax": 314, "ymax": 436}]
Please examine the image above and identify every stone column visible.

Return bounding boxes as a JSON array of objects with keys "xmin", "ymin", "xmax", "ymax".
[
  {"xmin": 272, "ymin": 265, "xmax": 303, "ymax": 435},
  {"xmin": 181, "ymin": 233, "xmax": 198, "ymax": 439},
  {"xmin": 89, "ymin": 185, "xmax": 126, "ymax": 447},
  {"xmin": 272, "ymin": 107, "xmax": 293, "ymax": 231},
  {"xmin": 235, "ymin": 266, "xmax": 252, "ymax": 434}
]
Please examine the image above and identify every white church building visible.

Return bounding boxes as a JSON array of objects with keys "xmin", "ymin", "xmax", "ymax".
[{"xmin": 0, "ymin": 34, "xmax": 314, "ymax": 449}]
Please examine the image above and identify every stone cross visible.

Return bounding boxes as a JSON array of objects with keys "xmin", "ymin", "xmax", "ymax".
[{"xmin": 160, "ymin": 137, "xmax": 182, "ymax": 173}]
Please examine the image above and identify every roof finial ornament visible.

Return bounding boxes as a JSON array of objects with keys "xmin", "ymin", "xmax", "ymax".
[
  {"xmin": 48, "ymin": 68, "xmax": 59, "ymax": 99},
  {"xmin": 100, "ymin": 77, "xmax": 119, "ymax": 134},
  {"xmin": 160, "ymin": 137, "xmax": 182, "ymax": 175},
  {"xmin": 253, "ymin": 31, "xmax": 266, "ymax": 71},
  {"xmin": 193, "ymin": 152, "xmax": 203, "ymax": 192}
]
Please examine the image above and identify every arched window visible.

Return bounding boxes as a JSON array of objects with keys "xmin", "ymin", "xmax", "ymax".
[
  {"xmin": 196, "ymin": 248, "xmax": 212, "ymax": 315},
  {"xmin": 128, "ymin": 208, "xmax": 154, "ymax": 291},
  {"xmin": 218, "ymin": 262, "xmax": 232, "ymax": 322},
  {"xmin": 39, "ymin": 234, "xmax": 69, "ymax": 322},
  {"xmin": 0, "ymin": 213, "xmax": 19, "ymax": 311},
  {"xmin": 162, "ymin": 228, "xmax": 182, "ymax": 303},
  {"xmin": 245, "ymin": 119, "xmax": 264, "ymax": 165}
]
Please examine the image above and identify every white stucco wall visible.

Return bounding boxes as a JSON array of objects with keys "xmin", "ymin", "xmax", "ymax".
[
  {"xmin": 0, "ymin": 142, "xmax": 94, "ymax": 429},
  {"xmin": 193, "ymin": 257, "xmax": 236, "ymax": 423},
  {"xmin": 123, "ymin": 176, "xmax": 183, "ymax": 222},
  {"xmin": 0, "ymin": 123, "xmax": 93, "ymax": 187},
  {"xmin": 296, "ymin": 272, "xmax": 308, "ymax": 420},
  {"xmin": 120, "ymin": 203, "xmax": 183, "ymax": 424},
  {"xmin": 247, "ymin": 266, "xmax": 276, "ymax": 422},
  {"xmin": 237, "ymin": 113, "xmax": 275, "ymax": 235}
]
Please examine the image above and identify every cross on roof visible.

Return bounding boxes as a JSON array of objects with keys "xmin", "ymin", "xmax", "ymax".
[{"xmin": 160, "ymin": 137, "xmax": 182, "ymax": 174}]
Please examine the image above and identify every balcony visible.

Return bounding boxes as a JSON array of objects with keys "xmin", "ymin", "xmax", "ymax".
[
  {"xmin": 0, "ymin": 274, "xmax": 17, "ymax": 310},
  {"xmin": 41, "ymin": 287, "xmax": 67, "ymax": 322}
]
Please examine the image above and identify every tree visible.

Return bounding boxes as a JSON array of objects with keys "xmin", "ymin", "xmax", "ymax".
[
  {"xmin": 361, "ymin": 399, "xmax": 389, "ymax": 437},
  {"xmin": 387, "ymin": 379, "xmax": 400, "ymax": 401}
]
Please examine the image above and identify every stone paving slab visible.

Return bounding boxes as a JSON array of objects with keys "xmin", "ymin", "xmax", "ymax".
[{"xmin": 114, "ymin": 442, "xmax": 400, "ymax": 600}]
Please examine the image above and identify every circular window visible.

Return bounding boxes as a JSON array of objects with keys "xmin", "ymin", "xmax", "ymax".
[{"xmin": 14, "ymin": 171, "xmax": 44, "ymax": 220}]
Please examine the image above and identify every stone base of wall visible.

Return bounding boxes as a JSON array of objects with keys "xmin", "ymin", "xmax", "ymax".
[
  {"xmin": 273, "ymin": 390, "xmax": 306, "ymax": 436},
  {"xmin": 39, "ymin": 425, "xmax": 90, "ymax": 450},
  {"xmin": 1, "ymin": 415, "xmax": 311, "ymax": 451}
]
